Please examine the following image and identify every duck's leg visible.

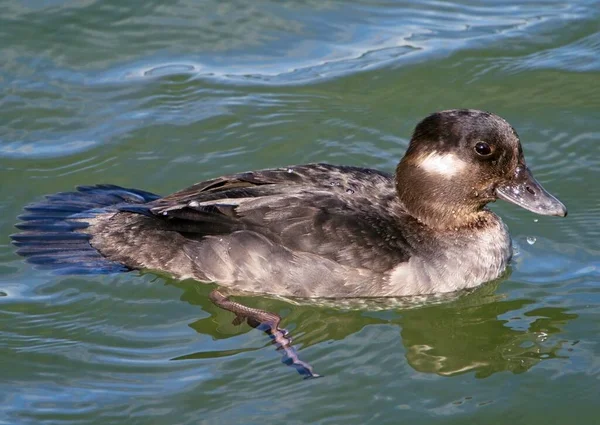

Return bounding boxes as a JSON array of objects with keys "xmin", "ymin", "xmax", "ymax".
[{"xmin": 209, "ymin": 289, "xmax": 320, "ymax": 378}]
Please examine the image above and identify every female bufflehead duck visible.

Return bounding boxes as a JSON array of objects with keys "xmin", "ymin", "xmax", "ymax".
[{"xmin": 12, "ymin": 109, "xmax": 566, "ymax": 299}]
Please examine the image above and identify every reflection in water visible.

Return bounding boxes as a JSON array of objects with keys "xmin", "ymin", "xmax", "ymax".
[
  {"xmin": 400, "ymin": 300, "xmax": 577, "ymax": 378},
  {"xmin": 170, "ymin": 280, "xmax": 577, "ymax": 379}
]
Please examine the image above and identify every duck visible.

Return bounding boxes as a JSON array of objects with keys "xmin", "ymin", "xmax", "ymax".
[{"xmin": 12, "ymin": 109, "xmax": 567, "ymax": 299}]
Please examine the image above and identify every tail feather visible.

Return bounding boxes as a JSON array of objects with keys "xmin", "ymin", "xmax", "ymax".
[
  {"xmin": 11, "ymin": 185, "xmax": 161, "ymax": 274},
  {"xmin": 15, "ymin": 220, "xmax": 89, "ymax": 232}
]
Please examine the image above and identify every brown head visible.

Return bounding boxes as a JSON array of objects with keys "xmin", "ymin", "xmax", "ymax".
[{"xmin": 395, "ymin": 109, "xmax": 567, "ymax": 229}]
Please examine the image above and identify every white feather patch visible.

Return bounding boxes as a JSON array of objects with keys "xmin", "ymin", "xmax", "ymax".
[{"xmin": 417, "ymin": 152, "xmax": 466, "ymax": 177}]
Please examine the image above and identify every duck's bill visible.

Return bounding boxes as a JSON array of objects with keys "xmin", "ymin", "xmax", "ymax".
[{"xmin": 496, "ymin": 166, "xmax": 567, "ymax": 217}]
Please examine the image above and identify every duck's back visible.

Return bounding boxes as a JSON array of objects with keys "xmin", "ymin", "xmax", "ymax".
[{"xmin": 77, "ymin": 164, "xmax": 420, "ymax": 297}]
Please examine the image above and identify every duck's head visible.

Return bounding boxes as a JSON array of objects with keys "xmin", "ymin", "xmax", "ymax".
[{"xmin": 395, "ymin": 109, "xmax": 567, "ymax": 230}]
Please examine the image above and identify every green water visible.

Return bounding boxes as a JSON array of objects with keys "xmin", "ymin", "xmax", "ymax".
[{"xmin": 1, "ymin": 1, "xmax": 599, "ymax": 424}]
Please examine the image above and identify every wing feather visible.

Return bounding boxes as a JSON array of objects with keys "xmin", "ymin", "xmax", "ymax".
[{"xmin": 125, "ymin": 164, "xmax": 412, "ymax": 272}]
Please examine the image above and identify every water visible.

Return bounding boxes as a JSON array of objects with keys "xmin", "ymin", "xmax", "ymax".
[{"xmin": 1, "ymin": 1, "xmax": 599, "ymax": 423}]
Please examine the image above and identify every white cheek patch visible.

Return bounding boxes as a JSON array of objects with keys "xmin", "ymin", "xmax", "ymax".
[{"xmin": 417, "ymin": 152, "xmax": 467, "ymax": 177}]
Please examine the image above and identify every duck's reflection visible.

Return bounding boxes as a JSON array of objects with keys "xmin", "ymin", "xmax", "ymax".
[
  {"xmin": 400, "ymin": 297, "xmax": 576, "ymax": 378},
  {"xmin": 171, "ymin": 279, "xmax": 577, "ymax": 379}
]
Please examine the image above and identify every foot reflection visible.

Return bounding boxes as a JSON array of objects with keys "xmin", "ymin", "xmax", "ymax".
[
  {"xmin": 209, "ymin": 289, "xmax": 320, "ymax": 379},
  {"xmin": 171, "ymin": 281, "xmax": 578, "ymax": 379}
]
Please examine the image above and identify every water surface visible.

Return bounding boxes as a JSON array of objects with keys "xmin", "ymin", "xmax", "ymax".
[{"xmin": 1, "ymin": 1, "xmax": 599, "ymax": 424}]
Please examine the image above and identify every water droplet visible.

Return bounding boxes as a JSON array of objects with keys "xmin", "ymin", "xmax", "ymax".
[
  {"xmin": 533, "ymin": 219, "xmax": 539, "ymax": 223},
  {"xmin": 473, "ymin": 191, "xmax": 479, "ymax": 197},
  {"xmin": 346, "ymin": 188, "xmax": 354, "ymax": 194},
  {"xmin": 162, "ymin": 211, "xmax": 168, "ymax": 216},
  {"xmin": 219, "ymin": 238, "xmax": 223, "ymax": 242},
  {"xmin": 287, "ymin": 168, "xmax": 293, "ymax": 173},
  {"xmin": 526, "ymin": 236, "xmax": 536, "ymax": 245},
  {"xmin": 188, "ymin": 200, "xmax": 199, "ymax": 207},
  {"xmin": 330, "ymin": 181, "xmax": 336, "ymax": 186}
]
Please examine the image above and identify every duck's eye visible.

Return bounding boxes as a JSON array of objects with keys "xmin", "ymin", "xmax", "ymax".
[{"xmin": 474, "ymin": 142, "xmax": 492, "ymax": 156}]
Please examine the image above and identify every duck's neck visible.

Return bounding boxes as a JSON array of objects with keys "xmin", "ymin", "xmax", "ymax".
[{"xmin": 395, "ymin": 160, "xmax": 490, "ymax": 231}]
